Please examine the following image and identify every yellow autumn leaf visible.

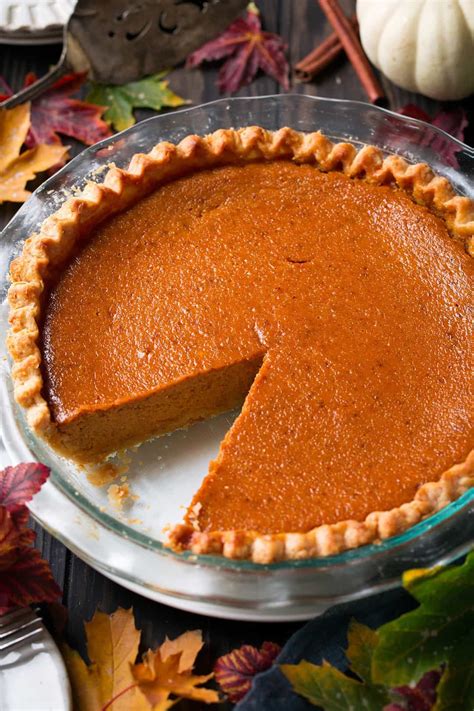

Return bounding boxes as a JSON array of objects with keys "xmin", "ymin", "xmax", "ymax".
[
  {"xmin": 62, "ymin": 607, "xmax": 149, "ymax": 711},
  {"xmin": 62, "ymin": 647, "xmax": 103, "ymax": 711},
  {"xmin": 133, "ymin": 630, "xmax": 220, "ymax": 708},
  {"xmin": 0, "ymin": 102, "xmax": 29, "ymax": 172},
  {"xmin": 0, "ymin": 103, "xmax": 68, "ymax": 204}
]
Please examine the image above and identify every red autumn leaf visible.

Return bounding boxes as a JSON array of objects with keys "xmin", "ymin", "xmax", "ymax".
[
  {"xmin": 0, "ymin": 461, "xmax": 60, "ymax": 614},
  {"xmin": 214, "ymin": 640, "xmax": 281, "ymax": 702},
  {"xmin": 0, "ymin": 545, "xmax": 61, "ymax": 614},
  {"xmin": 398, "ymin": 104, "xmax": 468, "ymax": 168},
  {"xmin": 384, "ymin": 669, "xmax": 442, "ymax": 710},
  {"xmin": 0, "ymin": 505, "xmax": 36, "ymax": 571},
  {"xmin": 0, "ymin": 462, "xmax": 50, "ymax": 512},
  {"xmin": 431, "ymin": 108, "xmax": 468, "ymax": 145},
  {"xmin": 0, "ymin": 76, "xmax": 10, "ymax": 101},
  {"xmin": 398, "ymin": 104, "xmax": 432, "ymax": 124},
  {"xmin": 22, "ymin": 72, "xmax": 112, "ymax": 149},
  {"xmin": 186, "ymin": 7, "xmax": 289, "ymax": 94},
  {"xmin": 0, "ymin": 515, "xmax": 35, "ymax": 594},
  {"xmin": 9, "ymin": 506, "xmax": 30, "ymax": 532},
  {"xmin": 0, "ymin": 72, "xmax": 112, "ymax": 158},
  {"xmin": 0, "ymin": 507, "xmax": 24, "ymax": 560},
  {"xmin": 0, "ymin": 504, "xmax": 35, "ymax": 552}
]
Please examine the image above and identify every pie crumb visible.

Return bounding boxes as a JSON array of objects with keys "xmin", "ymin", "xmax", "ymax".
[
  {"xmin": 85, "ymin": 456, "xmax": 130, "ymax": 487},
  {"xmin": 108, "ymin": 483, "xmax": 131, "ymax": 510},
  {"xmin": 187, "ymin": 502, "xmax": 202, "ymax": 530}
]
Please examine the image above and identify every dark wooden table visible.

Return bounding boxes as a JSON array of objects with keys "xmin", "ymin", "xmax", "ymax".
[{"xmin": 1, "ymin": 2, "xmax": 472, "ymax": 708}]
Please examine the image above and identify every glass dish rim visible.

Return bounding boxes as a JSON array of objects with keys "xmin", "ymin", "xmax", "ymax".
[{"xmin": 2, "ymin": 93, "xmax": 473, "ymax": 573}]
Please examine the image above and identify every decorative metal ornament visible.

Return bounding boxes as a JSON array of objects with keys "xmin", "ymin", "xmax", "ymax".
[{"xmin": 0, "ymin": 0, "xmax": 247, "ymax": 108}]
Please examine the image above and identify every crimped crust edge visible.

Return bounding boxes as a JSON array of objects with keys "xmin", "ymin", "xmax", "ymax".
[{"xmin": 169, "ymin": 451, "xmax": 474, "ymax": 563}]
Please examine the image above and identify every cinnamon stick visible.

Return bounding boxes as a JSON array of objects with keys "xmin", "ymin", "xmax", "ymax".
[
  {"xmin": 317, "ymin": 0, "xmax": 385, "ymax": 104},
  {"xmin": 296, "ymin": 43, "xmax": 342, "ymax": 81},
  {"xmin": 295, "ymin": 16, "xmax": 357, "ymax": 82}
]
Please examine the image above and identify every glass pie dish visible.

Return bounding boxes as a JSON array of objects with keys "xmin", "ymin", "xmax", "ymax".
[{"xmin": 1, "ymin": 94, "xmax": 473, "ymax": 621}]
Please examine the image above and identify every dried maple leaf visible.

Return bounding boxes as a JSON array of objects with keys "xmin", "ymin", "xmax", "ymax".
[
  {"xmin": 63, "ymin": 607, "xmax": 149, "ymax": 711},
  {"xmin": 0, "ymin": 507, "xmax": 26, "ymax": 563},
  {"xmin": 281, "ymin": 557, "xmax": 474, "ymax": 711},
  {"xmin": 0, "ymin": 72, "xmax": 112, "ymax": 150},
  {"xmin": 0, "ymin": 546, "xmax": 61, "ymax": 613},
  {"xmin": 281, "ymin": 621, "xmax": 390, "ymax": 710},
  {"xmin": 0, "ymin": 102, "xmax": 30, "ymax": 172},
  {"xmin": 0, "ymin": 462, "xmax": 50, "ymax": 512},
  {"xmin": 133, "ymin": 629, "xmax": 219, "ymax": 708},
  {"xmin": 0, "ymin": 462, "xmax": 60, "ymax": 613},
  {"xmin": 372, "ymin": 554, "xmax": 474, "ymax": 697},
  {"xmin": 0, "ymin": 475, "xmax": 44, "ymax": 566},
  {"xmin": 86, "ymin": 72, "xmax": 188, "ymax": 132},
  {"xmin": 214, "ymin": 640, "xmax": 281, "ymax": 702},
  {"xmin": 398, "ymin": 104, "xmax": 468, "ymax": 168},
  {"xmin": 63, "ymin": 610, "xmax": 218, "ymax": 711},
  {"xmin": 186, "ymin": 5, "xmax": 289, "ymax": 94},
  {"xmin": 0, "ymin": 103, "xmax": 68, "ymax": 204}
]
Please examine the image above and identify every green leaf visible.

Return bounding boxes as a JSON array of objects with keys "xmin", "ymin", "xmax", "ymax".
[
  {"xmin": 282, "ymin": 555, "xmax": 474, "ymax": 709},
  {"xmin": 345, "ymin": 621, "xmax": 378, "ymax": 684},
  {"xmin": 86, "ymin": 86, "xmax": 134, "ymax": 132},
  {"xmin": 281, "ymin": 660, "xmax": 389, "ymax": 710},
  {"xmin": 86, "ymin": 73, "xmax": 188, "ymax": 132},
  {"xmin": 434, "ymin": 635, "xmax": 474, "ymax": 711},
  {"xmin": 281, "ymin": 620, "xmax": 388, "ymax": 709},
  {"xmin": 372, "ymin": 552, "xmax": 474, "ymax": 687}
]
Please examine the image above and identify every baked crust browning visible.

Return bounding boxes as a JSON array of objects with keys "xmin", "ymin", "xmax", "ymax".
[
  {"xmin": 170, "ymin": 451, "xmax": 474, "ymax": 563},
  {"xmin": 7, "ymin": 126, "xmax": 474, "ymax": 562}
]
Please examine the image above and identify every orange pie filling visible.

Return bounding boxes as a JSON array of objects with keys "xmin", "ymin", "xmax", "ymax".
[{"xmin": 39, "ymin": 161, "xmax": 473, "ymax": 539}]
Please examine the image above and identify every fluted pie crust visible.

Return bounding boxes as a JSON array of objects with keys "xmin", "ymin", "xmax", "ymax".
[{"xmin": 7, "ymin": 127, "xmax": 474, "ymax": 563}]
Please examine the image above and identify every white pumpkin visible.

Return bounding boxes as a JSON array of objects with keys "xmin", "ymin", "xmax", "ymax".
[{"xmin": 356, "ymin": 0, "xmax": 474, "ymax": 100}]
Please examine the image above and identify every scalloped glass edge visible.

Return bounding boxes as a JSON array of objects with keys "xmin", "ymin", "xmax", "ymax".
[{"xmin": 1, "ymin": 94, "xmax": 473, "ymax": 575}]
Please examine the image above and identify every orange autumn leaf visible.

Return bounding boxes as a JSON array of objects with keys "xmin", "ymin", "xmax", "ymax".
[
  {"xmin": 133, "ymin": 629, "xmax": 220, "ymax": 709},
  {"xmin": 62, "ymin": 608, "xmax": 218, "ymax": 711},
  {"xmin": 0, "ymin": 102, "xmax": 29, "ymax": 171},
  {"xmin": 0, "ymin": 103, "xmax": 68, "ymax": 204},
  {"xmin": 62, "ymin": 607, "xmax": 149, "ymax": 711}
]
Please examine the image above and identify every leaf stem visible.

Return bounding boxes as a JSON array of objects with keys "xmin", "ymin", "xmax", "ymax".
[{"xmin": 100, "ymin": 682, "xmax": 139, "ymax": 711}]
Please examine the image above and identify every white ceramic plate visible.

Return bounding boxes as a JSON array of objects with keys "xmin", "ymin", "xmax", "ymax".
[
  {"xmin": 0, "ymin": 615, "xmax": 71, "ymax": 711},
  {"xmin": 0, "ymin": 0, "xmax": 74, "ymax": 44}
]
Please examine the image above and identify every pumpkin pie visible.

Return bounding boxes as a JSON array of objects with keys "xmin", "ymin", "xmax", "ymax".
[{"xmin": 7, "ymin": 127, "xmax": 474, "ymax": 563}]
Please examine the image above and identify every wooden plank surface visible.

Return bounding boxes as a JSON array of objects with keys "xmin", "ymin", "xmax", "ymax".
[{"xmin": 1, "ymin": 2, "xmax": 472, "ymax": 708}]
